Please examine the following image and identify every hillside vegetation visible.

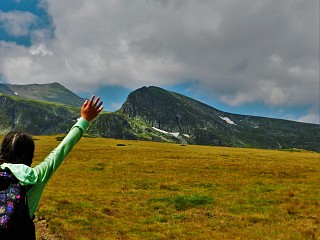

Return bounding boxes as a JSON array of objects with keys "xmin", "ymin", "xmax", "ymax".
[
  {"xmin": 0, "ymin": 94, "xmax": 79, "ymax": 135},
  {"xmin": 0, "ymin": 82, "xmax": 84, "ymax": 106},
  {"xmin": 16, "ymin": 135, "xmax": 320, "ymax": 240},
  {"xmin": 120, "ymin": 86, "xmax": 320, "ymax": 152},
  {"xmin": 1, "ymin": 83, "xmax": 319, "ymax": 152}
]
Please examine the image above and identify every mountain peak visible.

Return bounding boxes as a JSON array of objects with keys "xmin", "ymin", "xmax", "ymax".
[
  {"xmin": 0, "ymin": 82, "xmax": 84, "ymax": 106},
  {"xmin": 121, "ymin": 86, "xmax": 222, "ymax": 133},
  {"xmin": 119, "ymin": 86, "xmax": 319, "ymax": 151}
]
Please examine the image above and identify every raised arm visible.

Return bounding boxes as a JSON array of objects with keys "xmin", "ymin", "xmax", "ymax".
[
  {"xmin": 32, "ymin": 96, "xmax": 104, "ymax": 183},
  {"xmin": 25, "ymin": 96, "xmax": 104, "ymax": 217}
]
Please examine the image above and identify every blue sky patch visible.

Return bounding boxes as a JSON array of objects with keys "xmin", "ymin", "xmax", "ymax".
[{"xmin": 0, "ymin": 0, "xmax": 54, "ymax": 46}]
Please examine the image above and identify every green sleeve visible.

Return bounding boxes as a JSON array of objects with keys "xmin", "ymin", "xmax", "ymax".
[
  {"xmin": 27, "ymin": 117, "xmax": 89, "ymax": 217},
  {"xmin": 32, "ymin": 117, "xmax": 89, "ymax": 183}
]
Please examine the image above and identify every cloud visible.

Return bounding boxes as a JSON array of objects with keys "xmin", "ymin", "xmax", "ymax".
[
  {"xmin": 0, "ymin": 0, "xmax": 318, "ymax": 123},
  {"xmin": 30, "ymin": 44, "xmax": 53, "ymax": 56},
  {"xmin": 0, "ymin": 10, "xmax": 37, "ymax": 36}
]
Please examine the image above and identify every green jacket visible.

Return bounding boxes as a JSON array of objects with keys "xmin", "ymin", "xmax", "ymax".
[{"xmin": 0, "ymin": 117, "xmax": 89, "ymax": 219}]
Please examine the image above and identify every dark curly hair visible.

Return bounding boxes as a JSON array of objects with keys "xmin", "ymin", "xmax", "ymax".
[{"xmin": 0, "ymin": 131, "xmax": 35, "ymax": 166}]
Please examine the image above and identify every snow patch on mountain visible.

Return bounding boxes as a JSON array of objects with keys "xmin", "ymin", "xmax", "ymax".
[
  {"xmin": 219, "ymin": 116, "xmax": 236, "ymax": 125},
  {"xmin": 152, "ymin": 127, "xmax": 181, "ymax": 137}
]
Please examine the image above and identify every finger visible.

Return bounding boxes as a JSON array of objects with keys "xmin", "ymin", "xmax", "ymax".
[
  {"xmin": 95, "ymin": 101, "xmax": 103, "ymax": 109},
  {"xmin": 83, "ymin": 99, "xmax": 89, "ymax": 107},
  {"xmin": 89, "ymin": 95, "xmax": 95, "ymax": 106},
  {"xmin": 93, "ymin": 96, "xmax": 101, "ymax": 107},
  {"xmin": 97, "ymin": 106, "xmax": 104, "ymax": 112}
]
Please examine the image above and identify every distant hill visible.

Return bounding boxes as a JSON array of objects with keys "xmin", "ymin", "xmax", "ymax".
[
  {"xmin": 0, "ymin": 83, "xmax": 319, "ymax": 152},
  {"xmin": 0, "ymin": 82, "xmax": 84, "ymax": 106}
]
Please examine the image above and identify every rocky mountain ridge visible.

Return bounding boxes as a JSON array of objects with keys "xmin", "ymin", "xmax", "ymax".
[
  {"xmin": 118, "ymin": 86, "xmax": 319, "ymax": 151},
  {"xmin": 0, "ymin": 83, "xmax": 319, "ymax": 152}
]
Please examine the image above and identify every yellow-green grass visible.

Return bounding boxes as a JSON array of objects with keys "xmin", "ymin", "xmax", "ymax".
[{"xmin": 2, "ymin": 135, "xmax": 320, "ymax": 239}]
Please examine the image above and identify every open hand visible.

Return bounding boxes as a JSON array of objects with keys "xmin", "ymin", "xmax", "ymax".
[{"xmin": 81, "ymin": 95, "xmax": 104, "ymax": 122}]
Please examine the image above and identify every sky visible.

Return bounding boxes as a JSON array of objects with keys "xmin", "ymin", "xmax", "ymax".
[{"xmin": 0, "ymin": 0, "xmax": 319, "ymax": 124}]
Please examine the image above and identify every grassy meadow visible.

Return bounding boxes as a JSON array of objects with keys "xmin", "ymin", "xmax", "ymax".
[{"xmin": 10, "ymin": 135, "xmax": 320, "ymax": 239}]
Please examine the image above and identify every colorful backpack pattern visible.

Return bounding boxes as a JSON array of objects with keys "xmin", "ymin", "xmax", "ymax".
[{"xmin": 0, "ymin": 168, "xmax": 29, "ymax": 238}]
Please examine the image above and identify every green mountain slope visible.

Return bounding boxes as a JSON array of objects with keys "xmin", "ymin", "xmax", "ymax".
[
  {"xmin": 0, "ymin": 93, "xmax": 176, "ymax": 142},
  {"xmin": 0, "ymin": 84, "xmax": 318, "ymax": 152},
  {"xmin": 120, "ymin": 86, "xmax": 320, "ymax": 151},
  {"xmin": 0, "ymin": 82, "xmax": 84, "ymax": 106},
  {"xmin": 0, "ymin": 94, "xmax": 79, "ymax": 135},
  {"xmin": 88, "ymin": 111, "xmax": 184, "ymax": 144}
]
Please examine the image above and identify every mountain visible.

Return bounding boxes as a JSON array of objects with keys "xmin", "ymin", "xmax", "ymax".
[
  {"xmin": 0, "ymin": 94, "xmax": 79, "ymax": 135},
  {"xmin": 119, "ymin": 86, "xmax": 319, "ymax": 151},
  {"xmin": 0, "ymin": 82, "xmax": 84, "ymax": 107},
  {"xmin": 0, "ymin": 84, "xmax": 319, "ymax": 152}
]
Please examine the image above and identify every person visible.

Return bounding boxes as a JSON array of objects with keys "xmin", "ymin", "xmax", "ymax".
[{"xmin": 0, "ymin": 95, "xmax": 103, "ymax": 239}]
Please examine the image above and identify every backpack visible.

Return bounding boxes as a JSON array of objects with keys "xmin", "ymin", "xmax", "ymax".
[{"xmin": 0, "ymin": 168, "xmax": 30, "ymax": 239}]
